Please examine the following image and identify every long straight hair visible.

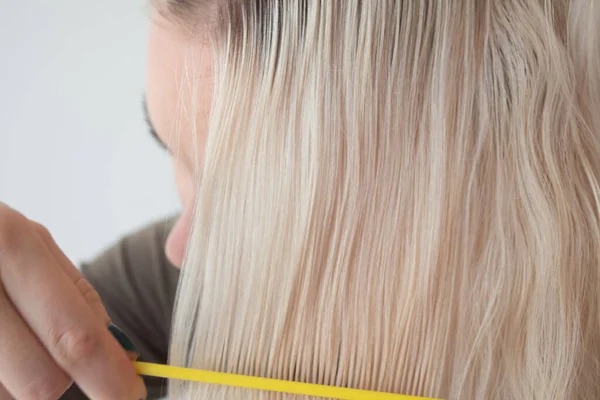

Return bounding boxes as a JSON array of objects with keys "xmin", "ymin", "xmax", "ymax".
[{"xmin": 164, "ymin": 1, "xmax": 600, "ymax": 398}]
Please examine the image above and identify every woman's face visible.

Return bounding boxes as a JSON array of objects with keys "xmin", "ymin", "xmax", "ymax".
[{"xmin": 146, "ymin": 12, "xmax": 213, "ymax": 268}]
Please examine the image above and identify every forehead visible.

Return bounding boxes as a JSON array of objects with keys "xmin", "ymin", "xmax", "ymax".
[{"xmin": 146, "ymin": 12, "xmax": 214, "ymax": 169}]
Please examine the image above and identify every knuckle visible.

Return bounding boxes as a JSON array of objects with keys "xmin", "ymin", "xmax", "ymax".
[
  {"xmin": 82, "ymin": 286, "xmax": 103, "ymax": 307},
  {"xmin": 0, "ymin": 202, "xmax": 11, "ymax": 218},
  {"xmin": 31, "ymin": 222, "xmax": 52, "ymax": 241},
  {"xmin": 21, "ymin": 374, "xmax": 69, "ymax": 400},
  {"xmin": 74, "ymin": 278, "xmax": 110, "ymax": 323},
  {"xmin": 74, "ymin": 277, "xmax": 95, "ymax": 298},
  {"xmin": 0, "ymin": 207, "xmax": 23, "ymax": 250},
  {"xmin": 51, "ymin": 328, "xmax": 102, "ymax": 369},
  {"xmin": 74, "ymin": 278, "xmax": 103, "ymax": 307}
]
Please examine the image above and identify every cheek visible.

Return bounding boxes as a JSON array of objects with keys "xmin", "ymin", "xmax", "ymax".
[
  {"xmin": 166, "ymin": 161, "xmax": 195, "ymax": 268},
  {"xmin": 165, "ymin": 202, "xmax": 194, "ymax": 269},
  {"xmin": 173, "ymin": 160, "xmax": 195, "ymax": 204}
]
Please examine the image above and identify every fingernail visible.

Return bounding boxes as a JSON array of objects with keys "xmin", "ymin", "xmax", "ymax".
[{"xmin": 108, "ymin": 324, "xmax": 139, "ymax": 355}]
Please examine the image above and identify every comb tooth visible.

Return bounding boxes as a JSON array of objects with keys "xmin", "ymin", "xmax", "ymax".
[{"xmin": 133, "ymin": 362, "xmax": 439, "ymax": 399}]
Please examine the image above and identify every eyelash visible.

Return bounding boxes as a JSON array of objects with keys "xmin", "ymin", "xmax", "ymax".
[
  {"xmin": 142, "ymin": 100, "xmax": 168, "ymax": 151},
  {"xmin": 148, "ymin": 125, "xmax": 168, "ymax": 151}
]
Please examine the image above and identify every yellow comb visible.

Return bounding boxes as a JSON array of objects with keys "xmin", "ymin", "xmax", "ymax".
[{"xmin": 134, "ymin": 362, "xmax": 441, "ymax": 399}]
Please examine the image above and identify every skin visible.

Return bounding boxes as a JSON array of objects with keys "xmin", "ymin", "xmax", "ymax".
[
  {"xmin": 146, "ymin": 12, "xmax": 213, "ymax": 268},
  {"xmin": 0, "ymin": 12, "xmax": 210, "ymax": 400}
]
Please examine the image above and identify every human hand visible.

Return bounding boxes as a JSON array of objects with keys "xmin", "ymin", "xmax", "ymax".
[{"xmin": 0, "ymin": 204, "xmax": 146, "ymax": 400}]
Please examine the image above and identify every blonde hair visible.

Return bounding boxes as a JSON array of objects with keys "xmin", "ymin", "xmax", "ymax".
[{"xmin": 163, "ymin": 1, "xmax": 600, "ymax": 398}]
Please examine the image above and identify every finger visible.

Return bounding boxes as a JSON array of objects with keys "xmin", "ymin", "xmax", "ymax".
[
  {"xmin": 33, "ymin": 227, "xmax": 138, "ymax": 361},
  {"xmin": 0, "ymin": 285, "xmax": 71, "ymax": 400},
  {"xmin": 0, "ymin": 383, "xmax": 15, "ymax": 400},
  {"xmin": 0, "ymin": 222, "xmax": 147, "ymax": 400},
  {"xmin": 30, "ymin": 222, "xmax": 110, "ymax": 325}
]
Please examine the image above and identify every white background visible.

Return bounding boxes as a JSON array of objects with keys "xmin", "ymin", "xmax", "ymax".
[{"xmin": 0, "ymin": 1, "xmax": 180, "ymax": 264}]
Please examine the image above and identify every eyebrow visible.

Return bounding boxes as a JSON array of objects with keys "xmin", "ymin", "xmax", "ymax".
[{"xmin": 143, "ymin": 97, "xmax": 168, "ymax": 151}]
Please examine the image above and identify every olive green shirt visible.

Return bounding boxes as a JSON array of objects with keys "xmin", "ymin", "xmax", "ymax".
[{"xmin": 61, "ymin": 218, "xmax": 180, "ymax": 399}]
